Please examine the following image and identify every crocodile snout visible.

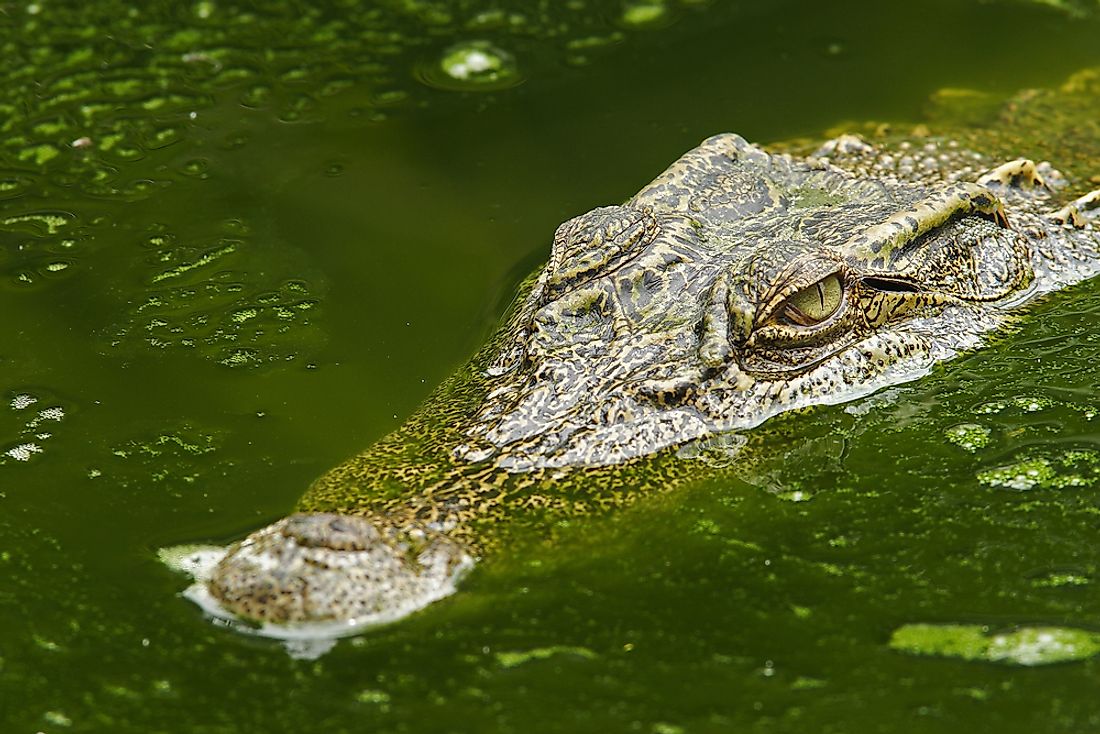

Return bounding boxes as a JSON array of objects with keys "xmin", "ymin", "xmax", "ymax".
[{"xmin": 207, "ymin": 513, "xmax": 473, "ymax": 626}]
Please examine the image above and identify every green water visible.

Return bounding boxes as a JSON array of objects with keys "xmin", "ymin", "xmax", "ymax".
[{"xmin": 4, "ymin": 0, "xmax": 1100, "ymax": 731}]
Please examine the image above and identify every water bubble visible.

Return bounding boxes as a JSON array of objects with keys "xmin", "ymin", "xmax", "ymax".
[{"xmin": 418, "ymin": 41, "xmax": 523, "ymax": 92}]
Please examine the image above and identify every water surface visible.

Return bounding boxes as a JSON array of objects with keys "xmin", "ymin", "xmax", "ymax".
[{"xmin": 3, "ymin": 1, "xmax": 1100, "ymax": 731}]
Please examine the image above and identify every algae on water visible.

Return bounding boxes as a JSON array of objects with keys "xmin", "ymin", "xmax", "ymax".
[{"xmin": 890, "ymin": 624, "xmax": 1100, "ymax": 666}]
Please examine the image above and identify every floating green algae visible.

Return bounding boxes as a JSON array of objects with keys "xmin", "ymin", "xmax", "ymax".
[
  {"xmin": 974, "ymin": 394, "xmax": 1097, "ymax": 419},
  {"xmin": 105, "ymin": 226, "xmax": 324, "ymax": 368},
  {"xmin": 978, "ymin": 457, "xmax": 1062, "ymax": 490},
  {"xmin": 890, "ymin": 624, "xmax": 1100, "ymax": 666},
  {"xmin": 1030, "ymin": 571, "xmax": 1092, "ymax": 588},
  {"xmin": 102, "ymin": 426, "xmax": 224, "ymax": 490},
  {"xmin": 944, "ymin": 423, "xmax": 992, "ymax": 452},
  {"xmin": 0, "ymin": 389, "xmax": 68, "ymax": 467},
  {"xmin": 429, "ymin": 40, "xmax": 523, "ymax": 91},
  {"xmin": 355, "ymin": 689, "xmax": 392, "ymax": 706},
  {"xmin": 1, "ymin": 212, "xmax": 71, "ymax": 235},
  {"xmin": 149, "ymin": 241, "xmax": 239, "ymax": 284},
  {"xmin": 977, "ymin": 450, "xmax": 1100, "ymax": 490},
  {"xmin": 620, "ymin": 0, "xmax": 670, "ymax": 27},
  {"xmin": 495, "ymin": 646, "xmax": 598, "ymax": 668}
]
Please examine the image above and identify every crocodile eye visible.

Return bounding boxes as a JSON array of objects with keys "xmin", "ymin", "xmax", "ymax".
[{"xmin": 780, "ymin": 273, "xmax": 842, "ymax": 326}]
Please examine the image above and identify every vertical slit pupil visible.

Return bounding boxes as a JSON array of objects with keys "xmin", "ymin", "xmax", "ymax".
[{"xmin": 781, "ymin": 273, "xmax": 841, "ymax": 326}]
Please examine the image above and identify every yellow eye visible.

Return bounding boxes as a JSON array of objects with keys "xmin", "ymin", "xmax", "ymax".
[{"xmin": 781, "ymin": 274, "xmax": 842, "ymax": 326}]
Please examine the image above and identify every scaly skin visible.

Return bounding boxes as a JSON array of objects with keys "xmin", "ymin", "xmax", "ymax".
[{"xmin": 205, "ymin": 68, "xmax": 1100, "ymax": 628}]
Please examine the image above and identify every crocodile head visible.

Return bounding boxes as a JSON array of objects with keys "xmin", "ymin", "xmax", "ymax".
[
  {"xmin": 456, "ymin": 134, "xmax": 1100, "ymax": 471},
  {"xmin": 195, "ymin": 132, "xmax": 1100, "ymax": 634}
]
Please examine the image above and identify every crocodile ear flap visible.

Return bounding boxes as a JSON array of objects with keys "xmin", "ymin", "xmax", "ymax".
[
  {"xmin": 628, "ymin": 133, "xmax": 773, "ymax": 215},
  {"xmin": 542, "ymin": 204, "xmax": 657, "ymax": 300}
]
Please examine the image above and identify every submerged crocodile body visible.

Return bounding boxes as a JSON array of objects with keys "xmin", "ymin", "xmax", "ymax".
[{"xmin": 186, "ymin": 71, "xmax": 1100, "ymax": 634}]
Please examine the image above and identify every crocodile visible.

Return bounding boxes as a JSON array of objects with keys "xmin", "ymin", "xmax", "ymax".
[{"xmin": 182, "ymin": 71, "xmax": 1100, "ymax": 636}]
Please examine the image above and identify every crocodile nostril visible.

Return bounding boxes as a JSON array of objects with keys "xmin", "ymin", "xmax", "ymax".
[{"xmin": 282, "ymin": 513, "xmax": 378, "ymax": 551}]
